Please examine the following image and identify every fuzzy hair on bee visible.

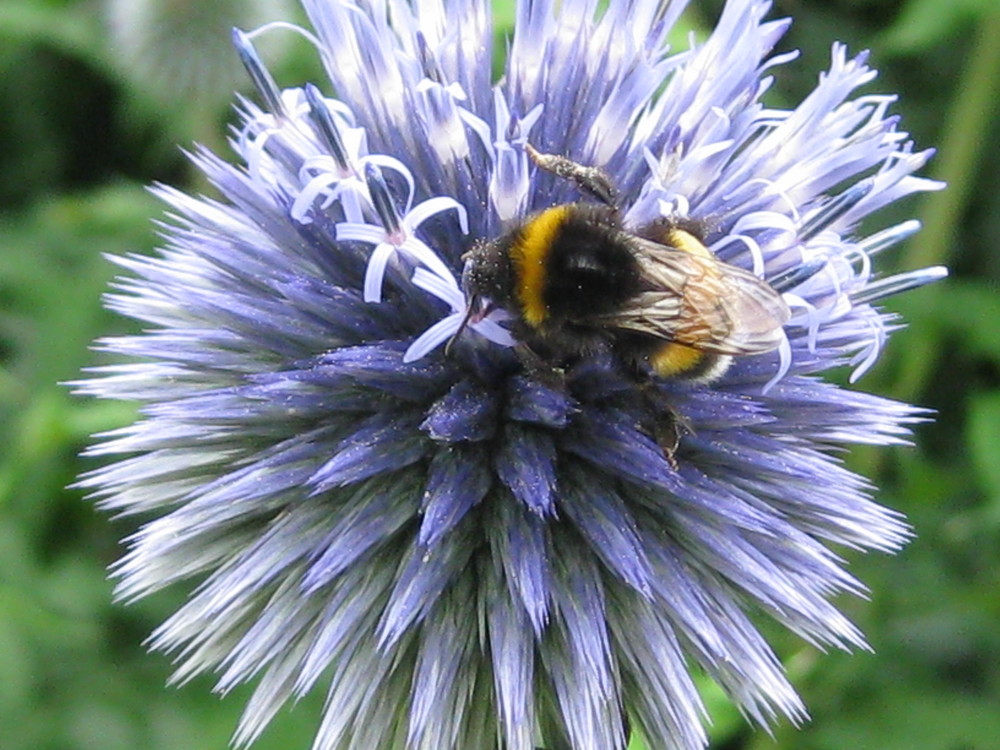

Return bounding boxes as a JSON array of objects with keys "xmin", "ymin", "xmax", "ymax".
[{"xmin": 459, "ymin": 144, "xmax": 790, "ymax": 384}]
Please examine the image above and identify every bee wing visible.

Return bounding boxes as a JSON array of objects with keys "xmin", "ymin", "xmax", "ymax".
[{"xmin": 598, "ymin": 239, "xmax": 790, "ymax": 355}]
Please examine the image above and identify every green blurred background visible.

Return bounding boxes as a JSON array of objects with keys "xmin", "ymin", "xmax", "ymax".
[{"xmin": 1, "ymin": 0, "xmax": 997, "ymax": 748}]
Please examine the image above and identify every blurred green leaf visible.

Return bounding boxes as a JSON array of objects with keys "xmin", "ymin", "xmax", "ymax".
[
  {"xmin": 966, "ymin": 391, "xmax": 1000, "ymax": 518},
  {"xmin": 814, "ymin": 688, "xmax": 1000, "ymax": 750},
  {"xmin": 628, "ymin": 731, "xmax": 649, "ymax": 750},
  {"xmin": 0, "ymin": 183, "xmax": 155, "ymax": 513},
  {"xmin": 882, "ymin": 0, "xmax": 995, "ymax": 53},
  {"xmin": 493, "ymin": 0, "xmax": 516, "ymax": 30},
  {"xmin": 0, "ymin": 1, "xmax": 994, "ymax": 749},
  {"xmin": 891, "ymin": 280, "xmax": 1000, "ymax": 365},
  {"xmin": 0, "ymin": 0, "xmax": 103, "ymax": 61}
]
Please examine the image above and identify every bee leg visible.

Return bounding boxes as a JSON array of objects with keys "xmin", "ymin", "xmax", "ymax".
[
  {"xmin": 514, "ymin": 343, "xmax": 568, "ymax": 390},
  {"xmin": 653, "ymin": 407, "xmax": 691, "ymax": 471},
  {"xmin": 639, "ymin": 382, "xmax": 693, "ymax": 470},
  {"xmin": 524, "ymin": 143, "xmax": 619, "ymax": 209}
]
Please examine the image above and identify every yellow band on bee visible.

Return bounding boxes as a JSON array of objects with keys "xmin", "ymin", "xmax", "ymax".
[
  {"xmin": 665, "ymin": 226, "xmax": 712, "ymax": 260},
  {"xmin": 650, "ymin": 341, "xmax": 704, "ymax": 377},
  {"xmin": 511, "ymin": 205, "xmax": 571, "ymax": 327}
]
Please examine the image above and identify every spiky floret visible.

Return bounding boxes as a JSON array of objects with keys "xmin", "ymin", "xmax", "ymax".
[{"xmin": 77, "ymin": 1, "xmax": 945, "ymax": 749}]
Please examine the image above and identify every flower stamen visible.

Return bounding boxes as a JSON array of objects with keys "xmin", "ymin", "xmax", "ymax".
[
  {"xmin": 232, "ymin": 28, "xmax": 287, "ymax": 120},
  {"xmin": 304, "ymin": 83, "xmax": 353, "ymax": 174},
  {"xmin": 857, "ymin": 220, "xmax": 922, "ymax": 257},
  {"xmin": 850, "ymin": 266, "xmax": 948, "ymax": 306},
  {"xmin": 364, "ymin": 163, "xmax": 404, "ymax": 241},
  {"xmin": 798, "ymin": 180, "xmax": 873, "ymax": 241},
  {"xmin": 770, "ymin": 256, "xmax": 828, "ymax": 293}
]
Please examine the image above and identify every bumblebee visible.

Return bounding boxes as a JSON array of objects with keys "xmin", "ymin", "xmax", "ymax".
[{"xmin": 461, "ymin": 144, "xmax": 790, "ymax": 383}]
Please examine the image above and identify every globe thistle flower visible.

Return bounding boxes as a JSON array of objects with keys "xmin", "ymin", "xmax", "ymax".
[{"xmin": 78, "ymin": 1, "xmax": 946, "ymax": 749}]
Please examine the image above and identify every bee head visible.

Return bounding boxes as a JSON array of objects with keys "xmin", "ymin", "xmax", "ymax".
[{"xmin": 461, "ymin": 236, "xmax": 516, "ymax": 310}]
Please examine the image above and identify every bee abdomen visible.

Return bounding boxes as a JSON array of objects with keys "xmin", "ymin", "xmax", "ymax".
[
  {"xmin": 512, "ymin": 204, "xmax": 641, "ymax": 328},
  {"xmin": 649, "ymin": 341, "xmax": 732, "ymax": 381}
]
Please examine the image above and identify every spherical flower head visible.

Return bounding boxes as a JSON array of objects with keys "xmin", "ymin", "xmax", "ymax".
[{"xmin": 77, "ymin": 1, "xmax": 946, "ymax": 749}]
